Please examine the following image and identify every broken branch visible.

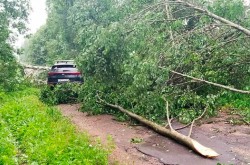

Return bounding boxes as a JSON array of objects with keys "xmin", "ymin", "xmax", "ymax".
[
  {"xmin": 175, "ymin": 122, "xmax": 192, "ymax": 131},
  {"xmin": 163, "ymin": 97, "xmax": 174, "ymax": 131},
  {"xmin": 163, "ymin": 69, "xmax": 250, "ymax": 94},
  {"xmin": 21, "ymin": 63, "xmax": 50, "ymax": 70}
]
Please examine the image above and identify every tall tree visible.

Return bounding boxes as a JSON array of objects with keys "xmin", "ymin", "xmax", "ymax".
[{"xmin": 0, "ymin": 0, "xmax": 30, "ymax": 91}]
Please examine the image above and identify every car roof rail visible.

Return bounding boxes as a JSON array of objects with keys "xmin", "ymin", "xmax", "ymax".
[{"xmin": 55, "ymin": 60, "xmax": 75, "ymax": 64}]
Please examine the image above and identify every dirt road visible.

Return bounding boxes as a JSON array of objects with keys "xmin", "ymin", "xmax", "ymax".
[{"xmin": 58, "ymin": 104, "xmax": 250, "ymax": 165}]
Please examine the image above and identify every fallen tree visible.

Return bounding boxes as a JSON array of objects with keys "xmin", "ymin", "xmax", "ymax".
[
  {"xmin": 97, "ymin": 96, "xmax": 219, "ymax": 158},
  {"xmin": 20, "ymin": 63, "xmax": 50, "ymax": 70},
  {"xmin": 22, "ymin": 65, "xmax": 50, "ymax": 70}
]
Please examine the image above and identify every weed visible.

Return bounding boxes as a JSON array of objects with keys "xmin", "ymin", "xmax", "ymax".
[{"xmin": 130, "ymin": 137, "xmax": 143, "ymax": 144}]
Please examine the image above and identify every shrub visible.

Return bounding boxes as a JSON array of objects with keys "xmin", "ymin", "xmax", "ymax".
[{"xmin": 40, "ymin": 83, "xmax": 82, "ymax": 105}]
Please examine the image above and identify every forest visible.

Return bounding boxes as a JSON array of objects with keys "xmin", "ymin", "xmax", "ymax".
[{"xmin": 1, "ymin": 0, "xmax": 250, "ymax": 164}]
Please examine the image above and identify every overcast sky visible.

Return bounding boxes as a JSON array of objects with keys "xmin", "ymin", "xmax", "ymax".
[
  {"xmin": 16, "ymin": 0, "xmax": 47, "ymax": 48},
  {"xmin": 29, "ymin": 0, "xmax": 47, "ymax": 33}
]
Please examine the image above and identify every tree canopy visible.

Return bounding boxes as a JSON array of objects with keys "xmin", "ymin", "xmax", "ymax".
[{"xmin": 22, "ymin": 0, "xmax": 250, "ymax": 123}]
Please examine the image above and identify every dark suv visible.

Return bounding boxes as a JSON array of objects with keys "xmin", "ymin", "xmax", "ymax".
[{"xmin": 47, "ymin": 60, "xmax": 83, "ymax": 85}]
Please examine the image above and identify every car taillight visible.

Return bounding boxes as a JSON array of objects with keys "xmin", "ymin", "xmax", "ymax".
[
  {"xmin": 71, "ymin": 72, "xmax": 81, "ymax": 75},
  {"xmin": 74, "ymin": 72, "xmax": 82, "ymax": 77},
  {"xmin": 48, "ymin": 72, "xmax": 56, "ymax": 76},
  {"xmin": 48, "ymin": 72, "xmax": 82, "ymax": 76}
]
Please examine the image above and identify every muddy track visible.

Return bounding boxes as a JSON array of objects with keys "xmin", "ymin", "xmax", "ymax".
[{"xmin": 58, "ymin": 104, "xmax": 250, "ymax": 165}]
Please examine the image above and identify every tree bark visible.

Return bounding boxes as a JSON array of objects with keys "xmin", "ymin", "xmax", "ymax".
[{"xmin": 97, "ymin": 98, "xmax": 219, "ymax": 158}]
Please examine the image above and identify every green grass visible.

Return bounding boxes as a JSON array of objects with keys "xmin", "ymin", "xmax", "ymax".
[
  {"xmin": 0, "ymin": 88, "xmax": 109, "ymax": 164},
  {"xmin": 0, "ymin": 118, "xmax": 18, "ymax": 165},
  {"xmin": 218, "ymin": 92, "xmax": 250, "ymax": 123}
]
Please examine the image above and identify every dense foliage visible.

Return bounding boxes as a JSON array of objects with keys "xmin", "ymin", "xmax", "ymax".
[
  {"xmin": 40, "ymin": 83, "xmax": 82, "ymax": 105},
  {"xmin": 0, "ymin": 89, "xmax": 108, "ymax": 164},
  {"xmin": 0, "ymin": 0, "xmax": 30, "ymax": 91},
  {"xmin": 23, "ymin": 0, "xmax": 250, "ymax": 123}
]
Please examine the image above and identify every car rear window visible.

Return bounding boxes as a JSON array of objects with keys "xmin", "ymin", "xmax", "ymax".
[{"xmin": 51, "ymin": 65, "xmax": 79, "ymax": 72}]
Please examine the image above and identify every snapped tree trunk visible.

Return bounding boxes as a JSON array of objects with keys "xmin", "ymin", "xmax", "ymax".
[{"xmin": 97, "ymin": 98, "xmax": 219, "ymax": 158}]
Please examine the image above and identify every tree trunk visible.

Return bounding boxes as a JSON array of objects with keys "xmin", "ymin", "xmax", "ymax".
[
  {"xmin": 21, "ymin": 63, "xmax": 50, "ymax": 70},
  {"xmin": 97, "ymin": 99, "xmax": 219, "ymax": 158}
]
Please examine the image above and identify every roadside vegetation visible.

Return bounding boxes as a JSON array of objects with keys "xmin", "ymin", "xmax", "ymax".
[
  {"xmin": 0, "ymin": 0, "xmax": 110, "ymax": 163},
  {"xmin": 218, "ymin": 91, "xmax": 250, "ymax": 123},
  {"xmin": 40, "ymin": 83, "xmax": 82, "ymax": 105},
  {"xmin": 0, "ymin": 88, "xmax": 109, "ymax": 164}
]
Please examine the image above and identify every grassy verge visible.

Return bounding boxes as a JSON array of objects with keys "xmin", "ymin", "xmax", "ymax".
[
  {"xmin": 0, "ymin": 118, "xmax": 18, "ymax": 165},
  {"xmin": 0, "ymin": 88, "xmax": 108, "ymax": 164}
]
